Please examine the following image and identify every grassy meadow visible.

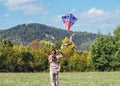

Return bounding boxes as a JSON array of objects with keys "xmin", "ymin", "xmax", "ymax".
[{"xmin": 0, "ymin": 72, "xmax": 119, "ymax": 86}]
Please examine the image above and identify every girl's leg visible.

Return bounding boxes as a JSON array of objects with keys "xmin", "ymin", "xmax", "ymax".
[
  {"xmin": 50, "ymin": 72, "xmax": 56, "ymax": 86},
  {"xmin": 55, "ymin": 72, "xmax": 59, "ymax": 86}
]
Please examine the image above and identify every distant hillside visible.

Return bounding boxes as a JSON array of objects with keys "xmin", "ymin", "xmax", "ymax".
[
  {"xmin": 0, "ymin": 23, "xmax": 96, "ymax": 51},
  {"xmin": 0, "ymin": 30, "xmax": 4, "ymax": 33}
]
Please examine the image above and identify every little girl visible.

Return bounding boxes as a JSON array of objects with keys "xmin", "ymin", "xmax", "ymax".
[{"xmin": 48, "ymin": 50, "xmax": 64, "ymax": 86}]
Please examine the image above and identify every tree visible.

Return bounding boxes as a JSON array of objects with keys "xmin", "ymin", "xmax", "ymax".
[
  {"xmin": 87, "ymin": 51, "xmax": 95, "ymax": 71},
  {"xmin": 0, "ymin": 39, "xmax": 13, "ymax": 50},
  {"xmin": 29, "ymin": 39, "xmax": 41, "ymax": 50},
  {"xmin": 79, "ymin": 51, "xmax": 89, "ymax": 71},
  {"xmin": 68, "ymin": 53, "xmax": 81, "ymax": 71},
  {"xmin": 60, "ymin": 37, "xmax": 79, "ymax": 72},
  {"xmin": 110, "ymin": 25, "xmax": 120, "ymax": 70},
  {"xmin": 114, "ymin": 25, "xmax": 120, "ymax": 40},
  {"xmin": 110, "ymin": 49, "xmax": 120, "ymax": 70},
  {"xmin": 90, "ymin": 34, "xmax": 116, "ymax": 71}
]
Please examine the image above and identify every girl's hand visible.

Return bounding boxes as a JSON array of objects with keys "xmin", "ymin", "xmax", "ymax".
[{"xmin": 71, "ymin": 33, "xmax": 75, "ymax": 36}]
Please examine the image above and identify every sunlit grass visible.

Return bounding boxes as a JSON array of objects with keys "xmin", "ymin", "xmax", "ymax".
[{"xmin": 0, "ymin": 72, "xmax": 119, "ymax": 86}]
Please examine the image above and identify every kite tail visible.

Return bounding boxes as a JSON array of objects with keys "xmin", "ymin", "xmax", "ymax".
[{"xmin": 67, "ymin": 28, "xmax": 73, "ymax": 32}]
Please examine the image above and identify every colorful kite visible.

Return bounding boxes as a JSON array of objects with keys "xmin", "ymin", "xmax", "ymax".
[{"xmin": 62, "ymin": 13, "xmax": 77, "ymax": 32}]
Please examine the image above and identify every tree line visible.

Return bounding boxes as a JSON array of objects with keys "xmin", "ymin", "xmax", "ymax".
[{"xmin": 0, "ymin": 25, "xmax": 120, "ymax": 72}]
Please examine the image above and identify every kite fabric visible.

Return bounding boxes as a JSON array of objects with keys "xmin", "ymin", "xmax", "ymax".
[{"xmin": 62, "ymin": 13, "xmax": 77, "ymax": 32}]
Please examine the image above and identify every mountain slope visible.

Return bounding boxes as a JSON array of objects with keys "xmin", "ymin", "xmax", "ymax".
[{"xmin": 0, "ymin": 23, "xmax": 96, "ymax": 51}]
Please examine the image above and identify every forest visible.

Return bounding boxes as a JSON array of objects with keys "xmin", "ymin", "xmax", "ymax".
[{"xmin": 0, "ymin": 23, "xmax": 120, "ymax": 72}]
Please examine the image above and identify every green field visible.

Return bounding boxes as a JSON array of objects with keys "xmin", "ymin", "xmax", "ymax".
[{"xmin": 0, "ymin": 72, "xmax": 120, "ymax": 86}]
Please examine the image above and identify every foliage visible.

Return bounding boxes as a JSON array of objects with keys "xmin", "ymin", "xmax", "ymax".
[
  {"xmin": 0, "ymin": 24, "xmax": 120, "ymax": 72},
  {"xmin": 90, "ymin": 27, "xmax": 120, "ymax": 71},
  {"xmin": 114, "ymin": 25, "xmax": 120, "ymax": 40}
]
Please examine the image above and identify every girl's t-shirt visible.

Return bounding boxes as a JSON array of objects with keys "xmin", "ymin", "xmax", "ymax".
[{"xmin": 48, "ymin": 55, "xmax": 63, "ymax": 72}]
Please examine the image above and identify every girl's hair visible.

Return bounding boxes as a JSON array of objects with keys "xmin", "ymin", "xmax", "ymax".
[{"xmin": 51, "ymin": 49, "xmax": 56, "ymax": 55}]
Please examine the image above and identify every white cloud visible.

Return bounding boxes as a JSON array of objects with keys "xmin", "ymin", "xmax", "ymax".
[
  {"xmin": 70, "ymin": 8, "xmax": 78, "ymax": 13},
  {"xmin": 114, "ymin": 7, "xmax": 120, "ymax": 19},
  {"xmin": 80, "ymin": 7, "xmax": 109, "ymax": 19},
  {"xmin": 27, "ymin": 20, "xmax": 34, "ymax": 24},
  {"xmin": 74, "ymin": 7, "xmax": 120, "ymax": 34},
  {"xmin": 75, "ymin": 22, "xmax": 90, "ymax": 27},
  {"xmin": 42, "ymin": 15, "xmax": 64, "ymax": 28},
  {"xmin": 88, "ymin": 8, "xmax": 105, "ymax": 15},
  {"xmin": 53, "ymin": 15, "xmax": 62, "ymax": 22},
  {"xmin": 3, "ymin": 0, "xmax": 47, "ymax": 15},
  {"xmin": 100, "ymin": 23, "xmax": 115, "ymax": 29},
  {"xmin": 46, "ymin": 15, "xmax": 62, "ymax": 24},
  {"xmin": 4, "ymin": 14, "xmax": 10, "ymax": 17},
  {"xmin": 4, "ymin": 0, "xmax": 36, "ymax": 6},
  {"xmin": 98, "ymin": 23, "xmax": 117, "ymax": 34}
]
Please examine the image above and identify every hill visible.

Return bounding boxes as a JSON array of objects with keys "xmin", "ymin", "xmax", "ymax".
[{"xmin": 0, "ymin": 23, "xmax": 96, "ymax": 51}]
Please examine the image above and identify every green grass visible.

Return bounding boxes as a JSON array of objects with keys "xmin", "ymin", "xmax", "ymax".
[{"xmin": 0, "ymin": 72, "xmax": 120, "ymax": 86}]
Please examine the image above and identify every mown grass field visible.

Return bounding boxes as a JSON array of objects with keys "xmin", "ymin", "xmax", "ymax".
[{"xmin": 0, "ymin": 72, "xmax": 119, "ymax": 86}]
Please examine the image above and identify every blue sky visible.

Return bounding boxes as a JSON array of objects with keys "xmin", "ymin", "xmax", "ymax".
[{"xmin": 0, "ymin": 0, "xmax": 120, "ymax": 34}]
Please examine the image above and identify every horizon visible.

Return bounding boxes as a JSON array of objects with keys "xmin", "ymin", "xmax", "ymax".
[
  {"xmin": 0, "ymin": 23, "xmax": 98, "ymax": 34},
  {"xmin": 0, "ymin": 0, "xmax": 120, "ymax": 34}
]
